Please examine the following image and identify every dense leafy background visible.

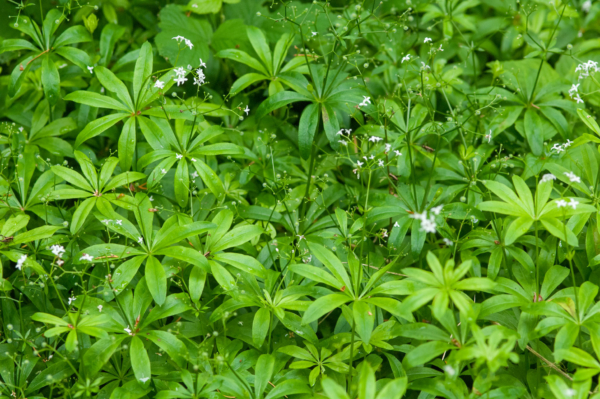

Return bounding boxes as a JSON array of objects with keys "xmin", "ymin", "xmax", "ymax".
[{"xmin": 1, "ymin": 0, "xmax": 600, "ymax": 398}]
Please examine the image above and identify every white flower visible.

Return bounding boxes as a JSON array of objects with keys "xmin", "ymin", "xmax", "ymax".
[
  {"xmin": 174, "ymin": 67, "xmax": 186, "ymax": 77},
  {"xmin": 16, "ymin": 255, "xmax": 27, "ymax": 270},
  {"xmin": 336, "ymin": 130, "xmax": 345, "ymax": 136},
  {"xmin": 443, "ymin": 238, "xmax": 453, "ymax": 246},
  {"xmin": 424, "ymin": 37, "xmax": 432, "ymax": 43},
  {"xmin": 184, "ymin": 39, "xmax": 194, "ymax": 50},
  {"xmin": 401, "ymin": 54, "xmax": 410, "ymax": 63},
  {"xmin": 385, "ymin": 143, "xmax": 391, "ymax": 152},
  {"xmin": 438, "ymin": 44, "xmax": 444, "ymax": 52},
  {"xmin": 338, "ymin": 140, "xmax": 348, "ymax": 146},
  {"xmin": 564, "ymin": 171, "xmax": 581, "ymax": 183},
  {"xmin": 199, "ymin": 58, "xmax": 206, "ymax": 68},
  {"xmin": 393, "ymin": 222, "xmax": 400, "ymax": 227},
  {"xmin": 369, "ymin": 136, "xmax": 383, "ymax": 143},
  {"xmin": 139, "ymin": 377, "xmax": 150, "ymax": 383},
  {"xmin": 80, "ymin": 253, "xmax": 94, "ymax": 262},
  {"xmin": 357, "ymin": 161, "xmax": 364, "ymax": 167},
  {"xmin": 575, "ymin": 60, "xmax": 599, "ymax": 79},
  {"xmin": 582, "ymin": 0, "xmax": 592, "ymax": 12},
  {"xmin": 564, "ymin": 139, "xmax": 573, "ymax": 148},
  {"xmin": 154, "ymin": 80, "xmax": 165, "ymax": 89},
  {"xmin": 193, "ymin": 76, "xmax": 204, "ymax": 86},
  {"xmin": 569, "ymin": 198, "xmax": 579, "ymax": 209},
  {"xmin": 192, "ymin": 3, "xmax": 198, "ymax": 8},
  {"xmin": 138, "ymin": 237, "xmax": 144, "ymax": 244},
  {"xmin": 172, "ymin": 35, "xmax": 186, "ymax": 42},
  {"xmin": 174, "ymin": 76, "xmax": 188, "ymax": 86},
  {"xmin": 574, "ymin": 94, "xmax": 584, "ymax": 104},
  {"xmin": 552, "ymin": 143, "xmax": 565, "ymax": 153},
  {"xmin": 116, "ymin": 220, "xmax": 122, "ymax": 225},
  {"xmin": 311, "ymin": 31, "xmax": 318, "ymax": 36},
  {"xmin": 540, "ymin": 174, "xmax": 556, "ymax": 183},
  {"xmin": 191, "ymin": 158, "xmax": 197, "ymax": 162},
  {"xmin": 98, "ymin": 305, "xmax": 103, "ymax": 312},
  {"xmin": 124, "ymin": 326, "xmax": 133, "ymax": 335},
  {"xmin": 149, "ymin": 196, "xmax": 154, "ymax": 201},
  {"xmin": 556, "ymin": 199, "xmax": 567, "ymax": 208},
  {"xmin": 51, "ymin": 245, "xmax": 65, "ymax": 258},
  {"xmin": 87, "ymin": 66, "xmax": 94, "ymax": 74},
  {"xmin": 410, "ymin": 211, "xmax": 437, "ymax": 233},
  {"xmin": 378, "ymin": 159, "xmax": 384, "ymax": 167},
  {"xmin": 485, "ymin": 130, "xmax": 492, "ymax": 143},
  {"xmin": 420, "ymin": 62, "xmax": 431, "ymax": 70},
  {"xmin": 394, "ymin": 150, "xmax": 402, "ymax": 156},
  {"xmin": 431, "ymin": 205, "xmax": 443, "ymax": 215},
  {"xmin": 345, "ymin": 129, "xmax": 352, "ymax": 135},
  {"xmin": 191, "ymin": 171, "xmax": 198, "ymax": 178},
  {"xmin": 569, "ymin": 83, "xmax": 579, "ymax": 98},
  {"xmin": 359, "ymin": 96, "xmax": 371, "ymax": 108},
  {"xmin": 296, "ymin": 235, "xmax": 305, "ymax": 241},
  {"xmin": 244, "ymin": 105, "xmax": 250, "ymax": 115},
  {"xmin": 176, "ymin": 153, "xmax": 183, "ymax": 159},
  {"xmin": 68, "ymin": 296, "xmax": 76, "ymax": 305},
  {"xmin": 161, "ymin": 169, "xmax": 167, "ymax": 174}
]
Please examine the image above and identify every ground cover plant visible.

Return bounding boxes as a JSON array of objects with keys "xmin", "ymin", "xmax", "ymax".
[{"xmin": 2, "ymin": 0, "xmax": 600, "ymax": 398}]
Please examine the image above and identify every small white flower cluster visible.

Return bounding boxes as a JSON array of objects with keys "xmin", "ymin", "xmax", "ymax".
[
  {"xmin": 410, "ymin": 205, "xmax": 443, "ymax": 234},
  {"xmin": 51, "ymin": 245, "xmax": 65, "ymax": 258},
  {"xmin": 16, "ymin": 254, "xmax": 27, "ymax": 270},
  {"xmin": 173, "ymin": 66, "xmax": 188, "ymax": 86},
  {"xmin": 336, "ymin": 128, "xmax": 352, "ymax": 146},
  {"xmin": 539, "ymin": 173, "xmax": 556, "ymax": 183},
  {"xmin": 568, "ymin": 84, "xmax": 583, "ymax": 104},
  {"xmin": 575, "ymin": 60, "xmax": 599, "ymax": 80},
  {"xmin": 194, "ymin": 58, "xmax": 207, "ymax": 86},
  {"xmin": 564, "ymin": 171, "xmax": 581, "ymax": 183},
  {"xmin": 556, "ymin": 198, "xmax": 579, "ymax": 210},
  {"xmin": 358, "ymin": 96, "xmax": 371, "ymax": 108},
  {"xmin": 551, "ymin": 140, "xmax": 572, "ymax": 154},
  {"xmin": 172, "ymin": 35, "xmax": 193, "ymax": 50},
  {"xmin": 80, "ymin": 253, "xmax": 94, "ymax": 262}
]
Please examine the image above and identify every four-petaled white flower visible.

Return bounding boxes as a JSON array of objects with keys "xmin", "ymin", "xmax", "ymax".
[
  {"xmin": 485, "ymin": 130, "xmax": 492, "ymax": 143},
  {"xmin": 338, "ymin": 140, "xmax": 348, "ymax": 146},
  {"xmin": 443, "ymin": 238, "xmax": 453, "ymax": 246},
  {"xmin": 191, "ymin": 171, "xmax": 199, "ymax": 178},
  {"xmin": 569, "ymin": 83, "xmax": 579, "ymax": 98},
  {"xmin": 116, "ymin": 220, "xmax": 122, "ymax": 225},
  {"xmin": 359, "ymin": 96, "xmax": 371, "ymax": 107},
  {"xmin": 98, "ymin": 305, "xmax": 103, "ymax": 312},
  {"xmin": 176, "ymin": 153, "xmax": 183, "ymax": 159},
  {"xmin": 124, "ymin": 326, "xmax": 133, "ymax": 335},
  {"xmin": 431, "ymin": 205, "xmax": 443, "ymax": 215},
  {"xmin": 540, "ymin": 174, "xmax": 556, "ymax": 183},
  {"xmin": 569, "ymin": 198, "xmax": 579, "ymax": 210},
  {"xmin": 394, "ymin": 150, "xmax": 402, "ymax": 156},
  {"xmin": 138, "ymin": 237, "xmax": 144, "ymax": 244},
  {"xmin": 51, "ymin": 245, "xmax": 65, "ymax": 258},
  {"xmin": 401, "ymin": 54, "xmax": 411, "ymax": 63},
  {"xmin": 87, "ymin": 66, "xmax": 94, "ymax": 74},
  {"xmin": 161, "ymin": 169, "xmax": 167, "ymax": 174},
  {"xmin": 68, "ymin": 296, "xmax": 76, "ymax": 305},
  {"xmin": 191, "ymin": 158, "xmax": 197, "ymax": 162},
  {"xmin": 378, "ymin": 159, "xmax": 384, "ymax": 167},
  {"xmin": 244, "ymin": 105, "xmax": 250, "ymax": 115},
  {"xmin": 172, "ymin": 36, "xmax": 185, "ymax": 42},
  {"xmin": 80, "ymin": 253, "xmax": 94, "ymax": 262},
  {"xmin": 385, "ymin": 143, "xmax": 391, "ymax": 152},
  {"xmin": 564, "ymin": 171, "xmax": 581, "ymax": 183},
  {"xmin": 174, "ymin": 76, "xmax": 188, "ymax": 86},
  {"xmin": 199, "ymin": 58, "xmax": 206, "ymax": 68},
  {"xmin": 154, "ymin": 80, "xmax": 165, "ymax": 89},
  {"xmin": 574, "ymin": 94, "xmax": 584, "ymax": 104},
  {"xmin": 174, "ymin": 67, "xmax": 186, "ymax": 77},
  {"xmin": 16, "ymin": 255, "xmax": 27, "ymax": 270},
  {"xmin": 369, "ymin": 136, "xmax": 383, "ymax": 143},
  {"xmin": 424, "ymin": 37, "xmax": 432, "ymax": 43},
  {"xmin": 556, "ymin": 199, "xmax": 567, "ymax": 208},
  {"xmin": 184, "ymin": 39, "xmax": 194, "ymax": 50},
  {"xmin": 357, "ymin": 161, "xmax": 364, "ymax": 167},
  {"xmin": 139, "ymin": 377, "xmax": 150, "ymax": 383},
  {"xmin": 296, "ymin": 235, "xmax": 305, "ymax": 241}
]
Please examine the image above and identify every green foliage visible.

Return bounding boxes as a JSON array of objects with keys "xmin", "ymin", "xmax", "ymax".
[{"xmin": 2, "ymin": 0, "xmax": 600, "ymax": 398}]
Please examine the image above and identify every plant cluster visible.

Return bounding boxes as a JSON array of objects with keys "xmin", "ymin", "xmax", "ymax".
[{"xmin": 1, "ymin": 0, "xmax": 600, "ymax": 398}]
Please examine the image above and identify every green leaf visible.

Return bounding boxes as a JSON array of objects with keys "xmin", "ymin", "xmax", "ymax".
[
  {"xmin": 254, "ymin": 354, "xmax": 275, "ymax": 398},
  {"xmin": 41, "ymin": 55, "xmax": 60, "ymax": 106},
  {"xmin": 353, "ymin": 301, "xmax": 375, "ymax": 344},
  {"xmin": 246, "ymin": 26, "xmax": 272, "ymax": 74},
  {"xmin": 119, "ymin": 118, "xmax": 137, "ymax": 171},
  {"xmin": 95, "ymin": 66, "xmax": 134, "ymax": 111},
  {"xmin": 145, "ymin": 256, "xmax": 167, "ymax": 305},
  {"xmin": 252, "ymin": 307, "xmax": 270, "ymax": 348},
  {"xmin": 64, "ymin": 91, "xmax": 131, "ymax": 111},
  {"xmin": 298, "ymin": 103, "xmax": 319, "ymax": 160},
  {"xmin": 130, "ymin": 336, "xmax": 152, "ymax": 387},
  {"xmin": 75, "ymin": 113, "xmax": 129, "ymax": 148},
  {"xmin": 302, "ymin": 293, "xmax": 351, "ymax": 325},
  {"xmin": 70, "ymin": 197, "xmax": 96, "ymax": 234},
  {"xmin": 255, "ymin": 91, "xmax": 311, "ymax": 119},
  {"xmin": 133, "ymin": 42, "xmax": 153, "ymax": 106},
  {"xmin": 54, "ymin": 25, "xmax": 92, "ymax": 47},
  {"xmin": 577, "ymin": 108, "xmax": 600, "ymax": 136},
  {"xmin": 524, "ymin": 109, "xmax": 543, "ymax": 156}
]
